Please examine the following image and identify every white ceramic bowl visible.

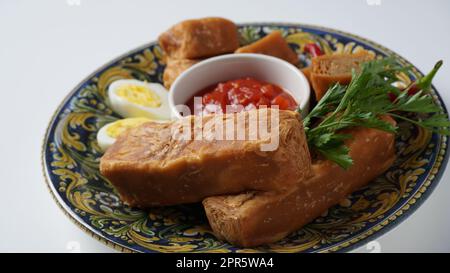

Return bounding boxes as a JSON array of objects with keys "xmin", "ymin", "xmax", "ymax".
[{"xmin": 169, "ymin": 53, "xmax": 310, "ymax": 119}]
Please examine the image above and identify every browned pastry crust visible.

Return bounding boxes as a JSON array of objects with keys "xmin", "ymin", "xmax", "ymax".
[
  {"xmin": 100, "ymin": 109, "xmax": 312, "ymax": 207},
  {"xmin": 163, "ymin": 58, "xmax": 200, "ymax": 89},
  {"xmin": 235, "ymin": 31, "xmax": 299, "ymax": 65},
  {"xmin": 310, "ymin": 52, "xmax": 374, "ymax": 100},
  {"xmin": 158, "ymin": 17, "xmax": 239, "ymax": 59},
  {"xmin": 300, "ymin": 66, "xmax": 312, "ymax": 85},
  {"xmin": 203, "ymin": 116, "xmax": 396, "ymax": 247}
]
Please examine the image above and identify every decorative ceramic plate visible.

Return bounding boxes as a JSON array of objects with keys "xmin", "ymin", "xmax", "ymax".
[{"xmin": 42, "ymin": 23, "xmax": 449, "ymax": 253}]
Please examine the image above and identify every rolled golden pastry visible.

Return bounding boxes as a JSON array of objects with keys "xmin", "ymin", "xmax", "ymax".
[
  {"xmin": 310, "ymin": 52, "xmax": 373, "ymax": 100},
  {"xmin": 301, "ymin": 66, "xmax": 312, "ymax": 85},
  {"xmin": 235, "ymin": 31, "xmax": 299, "ymax": 65},
  {"xmin": 100, "ymin": 109, "xmax": 312, "ymax": 207},
  {"xmin": 203, "ymin": 116, "xmax": 396, "ymax": 247},
  {"xmin": 158, "ymin": 17, "xmax": 239, "ymax": 59},
  {"xmin": 163, "ymin": 58, "xmax": 200, "ymax": 89}
]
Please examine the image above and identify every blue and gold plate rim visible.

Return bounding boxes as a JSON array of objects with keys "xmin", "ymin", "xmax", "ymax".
[{"xmin": 42, "ymin": 22, "xmax": 449, "ymax": 253}]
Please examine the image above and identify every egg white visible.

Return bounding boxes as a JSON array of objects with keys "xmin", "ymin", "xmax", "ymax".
[
  {"xmin": 97, "ymin": 117, "xmax": 168, "ymax": 152},
  {"xmin": 108, "ymin": 79, "xmax": 171, "ymax": 120},
  {"xmin": 97, "ymin": 122, "xmax": 118, "ymax": 152}
]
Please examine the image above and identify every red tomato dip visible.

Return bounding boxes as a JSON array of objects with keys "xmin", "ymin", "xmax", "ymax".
[{"xmin": 188, "ymin": 77, "xmax": 298, "ymax": 115}]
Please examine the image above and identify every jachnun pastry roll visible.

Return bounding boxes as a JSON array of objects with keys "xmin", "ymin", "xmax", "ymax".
[{"xmin": 203, "ymin": 116, "xmax": 396, "ymax": 247}]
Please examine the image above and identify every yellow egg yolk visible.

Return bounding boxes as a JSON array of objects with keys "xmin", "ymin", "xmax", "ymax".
[
  {"xmin": 116, "ymin": 84, "xmax": 162, "ymax": 108},
  {"xmin": 105, "ymin": 118, "xmax": 151, "ymax": 138}
]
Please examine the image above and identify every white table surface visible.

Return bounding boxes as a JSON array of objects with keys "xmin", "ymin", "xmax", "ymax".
[{"xmin": 1, "ymin": 0, "xmax": 449, "ymax": 253}]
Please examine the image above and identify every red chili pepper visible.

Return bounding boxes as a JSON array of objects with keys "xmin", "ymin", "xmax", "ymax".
[
  {"xmin": 407, "ymin": 84, "xmax": 420, "ymax": 96},
  {"xmin": 304, "ymin": 43, "xmax": 324, "ymax": 57},
  {"xmin": 407, "ymin": 60, "xmax": 443, "ymax": 96},
  {"xmin": 388, "ymin": 92, "xmax": 397, "ymax": 102},
  {"xmin": 387, "ymin": 61, "xmax": 443, "ymax": 104}
]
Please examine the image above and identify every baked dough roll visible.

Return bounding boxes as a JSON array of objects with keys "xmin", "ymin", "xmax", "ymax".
[
  {"xmin": 310, "ymin": 52, "xmax": 374, "ymax": 100},
  {"xmin": 235, "ymin": 31, "xmax": 299, "ymax": 65},
  {"xmin": 100, "ymin": 109, "xmax": 312, "ymax": 207},
  {"xmin": 158, "ymin": 17, "xmax": 239, "ymax": 59},
  {"xmin": 203, "ymin": 116, "xmax": 396, "ymax": 247},
  {"xmin": 301, "ymin": 66, "xmax": 312, "ymax": 85},
  {"xmin": 163, "ymin": 58, "xmax": 200, "ymax": 89}
]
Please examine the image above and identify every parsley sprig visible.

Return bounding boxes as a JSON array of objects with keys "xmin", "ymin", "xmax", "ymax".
[{"xmin": 301, "ymin": 58, "xmax": 449, "ymax": 169}]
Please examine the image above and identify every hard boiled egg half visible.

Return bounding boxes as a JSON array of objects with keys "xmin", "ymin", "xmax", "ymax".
[
  {"xmin": 97, "ymin": 117, "xmax": 160, "ymax": 151},
  {"xmin": 108, "ymin": 79, "xmax": 171, "ymax": 120}
]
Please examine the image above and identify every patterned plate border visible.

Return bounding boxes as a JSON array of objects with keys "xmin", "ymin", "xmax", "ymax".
[{"xmin": 41, "ymin": 22, "xmax": 449, "ymax": 253}]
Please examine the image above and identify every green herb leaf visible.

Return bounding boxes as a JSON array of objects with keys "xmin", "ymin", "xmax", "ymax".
[
  {"xmin": 317, "ymin": 145, "xmax": 353, "ymax": 170},
  {"xmin": 303, "ymin": 58, "xmax": 448, "ymax": 168},
  {"xmin": 394, "ymin": 91, "xmax": 441, "ymax": 113}
]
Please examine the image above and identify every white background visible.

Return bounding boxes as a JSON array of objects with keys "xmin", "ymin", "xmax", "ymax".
[{"xmin": 1, "ymin": 0, "xmax": 449, "ymax": 253}]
